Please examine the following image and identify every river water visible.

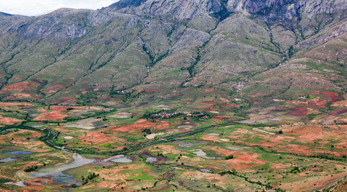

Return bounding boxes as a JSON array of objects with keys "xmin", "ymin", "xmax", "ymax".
[{"xmin": 30, "ymin": 153, "xmax": 94, "ymax": 185}]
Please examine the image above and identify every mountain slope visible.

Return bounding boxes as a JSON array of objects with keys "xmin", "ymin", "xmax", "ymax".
[{"xmin": 0, "ymin": 0, "xmax": 346, "ymax": 105}]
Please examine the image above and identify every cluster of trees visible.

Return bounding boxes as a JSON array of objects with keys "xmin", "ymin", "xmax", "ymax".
[
  {"xmin": 24, "ymin": 165, "xmax": 38, "ymax": 172},
  {"xmin": 225, "ymin": 155, "xmax": 234, "ymax": 160},
  {"xmin": 82, "ymin": 172, "xmax": 99, "ymax": 185},
  {"xmin": 289, "ymin": 167, "xmax": 305, "ymax": 174},
  {"xmin": 142, "ymin": 109, "xmax": 164, "ymax": 118},
  {"xmin": 142, "ymin": 128, "xmax": 151, "ymax": 134},
  {"xmin": 219, "ymin": 168, "xmax": 237, "ymax": 176}
]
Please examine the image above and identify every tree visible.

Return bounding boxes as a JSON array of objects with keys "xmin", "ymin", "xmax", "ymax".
[{"xmin": 225, "ymin": 155, "xmax": 234, "ymax": 160}]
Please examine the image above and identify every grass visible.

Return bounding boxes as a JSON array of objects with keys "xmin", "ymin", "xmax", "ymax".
[
  {"xmin": 122, "ymin": 168, "xmax": 156, "ymax": 181},
  {"xmin": 259, "ymin": 163, "xmax": 271, "ymax": 170}
]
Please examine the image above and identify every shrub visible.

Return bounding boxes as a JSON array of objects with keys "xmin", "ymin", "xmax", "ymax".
[{"xmin": 225, "ymin": 155, "xmax": 234, "ymax": 160}]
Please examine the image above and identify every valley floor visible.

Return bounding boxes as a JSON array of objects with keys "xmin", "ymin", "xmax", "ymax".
[{"xmin": 1, "ymin": 92, "xmax": 347, "ymax": 192}]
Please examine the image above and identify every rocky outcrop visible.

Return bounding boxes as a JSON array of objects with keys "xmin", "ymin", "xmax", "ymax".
[
  {"xmin": 1, "ymin": 9, "xmax": 145, "ymax": 40},
  {"xmin": 297, "ymin": 0, "xmax": 347, "ymax": 19},
  {"xmin": 0, "ymin": 12, "xmax": 27, "ymax": 28},
  {"xmin": 227, "ymin": 0, "xmax": 347, "ymax": 20},
  {"xmin": 109, "ymin": 0, "xmax": 347, "ymax": 21},
  {"xmin": 107, "ymin": 0, "xmax": 224, "ymax": 20}
]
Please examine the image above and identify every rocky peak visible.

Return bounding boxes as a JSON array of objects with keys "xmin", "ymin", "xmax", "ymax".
[
  {"xmin": 0, "ymin": 12, "xmax": 27, "ymax": 27},
  {"xmin": 1, "ymin": 9, "xmax": 122, "ymax": 40},
  {"xmin": 107, "ymin": 0, "xmax": 225, "ymax": 20},
  {"xmin": 108, "ymin": 0, "xmax": 347, "ymax": 21},
  {"xmin": 227, "ymin": 0, "xmax": 347, "ymax": 19}
]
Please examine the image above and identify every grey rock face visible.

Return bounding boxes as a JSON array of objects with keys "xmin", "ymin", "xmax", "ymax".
[
  {"xmin": 0, "ymin": 12, "xmax": 28, "ymax": 28},
  {"xmin": 109, "ymin": 0, "xmax": 347, "ymax": 22},
  {"xmin": 108, "ymin": 0, "xmax": 223, "ymax": 20},
  {"xmin": 297, "ymin": 0, "xmax": 347, "ymax": 19},
  {"xmin": 227, "ymin": 0, "xmax": 347, "ymax": 20}
]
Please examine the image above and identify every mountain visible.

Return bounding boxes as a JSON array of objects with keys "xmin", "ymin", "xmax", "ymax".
[{"xmin": 0, "ymin": 0, "xmax": 346, "ymax": 105}]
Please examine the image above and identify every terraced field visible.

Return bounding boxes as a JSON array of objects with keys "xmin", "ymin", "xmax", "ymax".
[{"xmin": 1, "ymin": 93, "xmax": 347, "ymax": 191}]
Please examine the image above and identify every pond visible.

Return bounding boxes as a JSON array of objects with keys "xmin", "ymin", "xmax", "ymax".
[
  {"xmin": 200, "ymin": 168, "xmax": 211, "ymax": 172},
  {"xmin": 109, "ymin": 155, "xmax": 132, "ymax": 163},
  {"xmin": 146, "ymin": 157, "xmax": 158, "ymax": 163},
  {"xmin": 30, "ymin": 153, "xmax": 94, "ymax": 185},
  {"xmin": 191, "ymin": 149, "xmax": 215, "ymax": 160},
  {"xmin": 0, "ymin": 157, "xmax": 17, "ymax": 162},
  {"xmin": 206, "ymin": 133, "xmax": 220, "ymax": 136},
  {"xmin": 6, "ymin": 151, "xmax": 32, "ymax": 155}
]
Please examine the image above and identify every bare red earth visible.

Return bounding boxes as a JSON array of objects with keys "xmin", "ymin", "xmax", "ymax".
[
  {"xmin": 111, "ymin": 119, "xmax": 169, "ymax": 133},
  {"xmin": 34, "ymin": 112, "xmax": 68, "ymax": 121},
  {"xmin": 285, "ymin": 107, "xmax": 307, "ymax": 117}
]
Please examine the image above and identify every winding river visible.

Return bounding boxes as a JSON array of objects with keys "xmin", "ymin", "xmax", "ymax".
[{"xmin": 30, "ymin": 153, "xmax": 94, "ymax": 185}]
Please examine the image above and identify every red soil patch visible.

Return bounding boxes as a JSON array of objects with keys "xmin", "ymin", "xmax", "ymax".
[
  {"xmin": 277, "ymin": 143, "xmax": 340, "ymax": 157},
  {"xmin": 282, "ymin": 124, "xmax": 330, "ymax": 144},
  {"xmin": 155, "ymin": 121, "xmax": 170, "ymax": 130},
  {"xmin": 232, "ymin": 124, "xmax": 344, "ymax": 156},
  {"xmin": 34, "ymin": 112, "xmax": 68, "ymax": 121},
  {"xmin": 51, "ymin": 106, "xmax": 71, "ymax": 111},
  {"xmin": 204, "ymin": 88, "xmax": 214, "ymax": 92},
  {"xmin": 21, "ymin": 185, "xmax": 45, "ymax": 191},
  {"xmin": 310, "ymin": 91, "xmax": 341, "ymax": 102},
  {"xmin": 332, "ymin": 100, "xmax": 347, "ymax": 107},
  {"xmin": 111, "ymin": 119, "xmax": 169, "ymax": 133},
  {"xmin": 50, "ymin": 85, "xmax": 64, "ymax": 89},
  {"xmin": 0, "ymin": 115, "xmax": 22, "ymax": 125},
  {"xmin": 182, "ymin": 99, "xmax": 194, "ymax": 104},
  {"xmin": 270, "ymin": 135, "xmax": 295, "ymax": 143},
  {"xmin": 47, "ymin": 85, "xmax": 64, "ymax": 94},
  {"xmin": 213, "ymin": 116, "xmax": 232, "ymax": 121},
  {"xmin": 209, "ymin": 147, "xmax": 235, "ymax": 156},
  {"xmin": 3, "ymin": 130, "xmax": 31, "ymax": 139},
  {"xmin": 1, "ymin": 82, "xmax": 40, "ymax": 92},
  {"xmin": 321, "ymin": 91, "xmax": 341, "ymax": 102},
  {"xmin": 307, "ymin": 98, "xmax": 328, "ymax": 108},
  {"xmin": 5, "ymin": 130, "xmax": 42, "ymax": 139},
  {"xmin": 210, "ymin": 147, "xmax": 267, "ymax": 172},
  {"xmin": 199, "ymin": 100, "xmax": 216, "ymax": 105},
  {"xmin": 37, "ymin": 108, "xmax": 47, "ymax": 113},
  {"xmin": 278, "ymin": 144, "xmax": 311, "ymax": 155},
  {"xmin": 336, "ymin": 107, "xmax": 347, "ymax": 115},
  {"xmin": 285, "ymin": 124, "xmax": 322, "ymax": 136},
  {"xmin": 285, "ymin": 107, "xmax": 307, "ymax": 117},
  {"xmin": 50, "ymin": 106, "xmax": 86, "ymax": 111},
  {"xmin": 13, "ymin": 93, "xmax": 32, "ymax": 98},
  {"xmin": 336, "ymin": 118, "xmax": 347, "ymax": 124},
  {"xmin": 82, "ymin": 132, "xmax": 124, "ymax": 144},
  {"xmin": 200, "ymin": 135, "xmax": 220, "ymax": 142},
  {"xmin": 34, "ymin": 106, "xmax": 87, "ymax": 121}
]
